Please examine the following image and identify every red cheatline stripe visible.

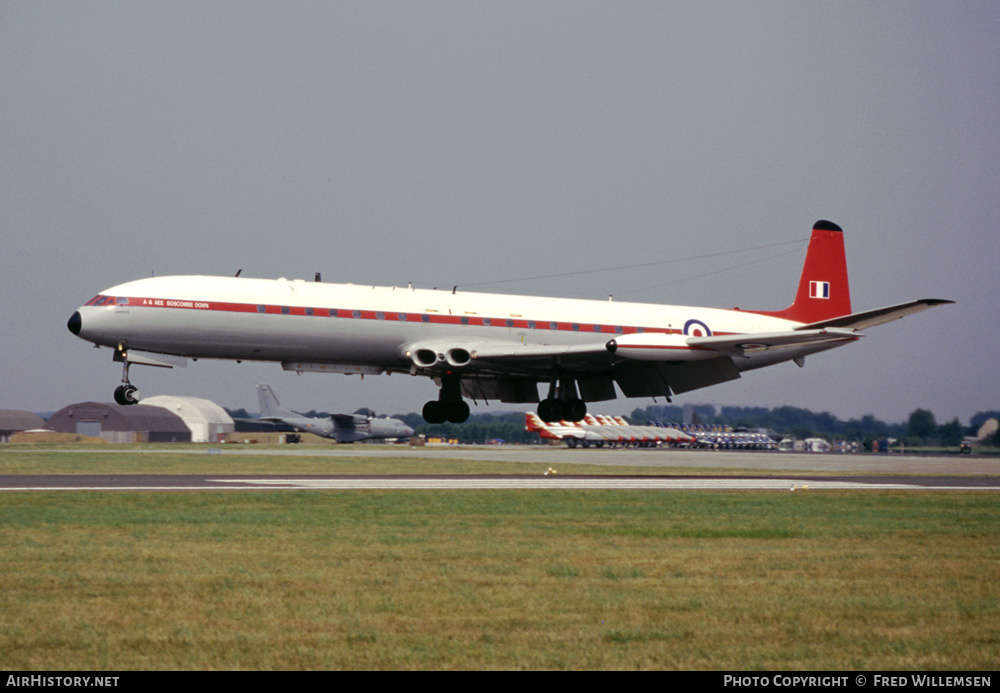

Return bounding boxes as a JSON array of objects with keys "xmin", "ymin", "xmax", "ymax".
[{"xmin": 94, "ymin": 295, "xmax": 740, "ymax": 338}]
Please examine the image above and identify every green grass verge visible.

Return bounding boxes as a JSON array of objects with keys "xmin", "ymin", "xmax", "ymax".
[
  {"xmin": 0, "ymin": 445, "xmax": 806, "ymax": 477},
  {"xmin": 1, "ymin": 490, "xmax": 998, "ymax": 669},
  {"xmin": 3, "ymin": 444, "xmax": 995, "ymax": 477}
]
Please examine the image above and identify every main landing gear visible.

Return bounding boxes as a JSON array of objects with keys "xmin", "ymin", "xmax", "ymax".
[
  {"xmin": 537, "ymin": 374, "xmax": 587, "ymax": 423},
  {"xmin": 113, "ymin": 346, "xmax": 141, "ymax": 406},
  {"xmin": 418, "ymin": 371, "xmax": 587, "ymax": 425},
  {"xmin": 537, "ymin": 396, "xmax": 586, "ymax": 423},
  {"xmin": 422, "ymin": 372, "xmax": 470, "ymax": 424}
]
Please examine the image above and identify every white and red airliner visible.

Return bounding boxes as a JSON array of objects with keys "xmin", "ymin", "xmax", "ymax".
[{"xmin": 67, "ymin": 221, "xmax": 951, "ymax": 423}]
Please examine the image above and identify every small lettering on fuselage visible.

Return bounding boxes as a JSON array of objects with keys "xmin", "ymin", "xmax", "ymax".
[{"xmin": 142, "ymin": 299, "xmax": 210, "ymax": 309}]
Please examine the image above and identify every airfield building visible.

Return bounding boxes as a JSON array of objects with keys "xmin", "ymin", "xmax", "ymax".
[
  {"xmin": 46, "ymin": 402, "xmax": 192, "ymax": 443},
  {"xmin": 0, "ymin": 410, "xmax": 47, "ymax": 442},
  {"xmin": 141, "ymin": 395, "xmax": 235, "ymax": 443}
]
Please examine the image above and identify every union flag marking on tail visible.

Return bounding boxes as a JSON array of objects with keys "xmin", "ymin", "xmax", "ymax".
[{"xmin": 809, "ymin": 281, "xmax": 831, "ymax": 299}]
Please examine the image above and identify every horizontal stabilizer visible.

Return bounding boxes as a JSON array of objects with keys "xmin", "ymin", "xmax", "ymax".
[{"xmin": 798, "ymin": 299, "xmax": 954, "ymax": 331}]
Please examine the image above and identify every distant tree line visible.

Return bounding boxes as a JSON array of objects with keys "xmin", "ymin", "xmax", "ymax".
[
  {"xmin": 629, "ymin": 403, "xmax": 909, "ymax": 442},
  {"xmin": 224, "ymin": 403, "xmax": 999, "ymax": 447},
  {"xmin": 630, "ymin": 404, "xmax": 998, "ymax": 447}
]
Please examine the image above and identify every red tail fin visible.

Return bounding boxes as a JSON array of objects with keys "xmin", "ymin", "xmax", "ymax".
[{"xmin": 756, "ymin": 220, "xmax": 852, "ymax": 324}]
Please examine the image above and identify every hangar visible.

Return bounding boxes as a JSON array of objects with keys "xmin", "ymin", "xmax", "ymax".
[
  {"xmin": 141, "ymin": 395, "xmax": 235, "ymax": 443},
  {"xmin": 0, "ymin": 410, "xmax": 47, "ymax": 442},
  {"xmin": 46, "ymin": 402, "xmax": 191, "ymax": 443}
]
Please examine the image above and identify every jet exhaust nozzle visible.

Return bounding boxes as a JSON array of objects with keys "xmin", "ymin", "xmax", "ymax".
[
  {"xmin": 445, "ymin": 348, "xmax": 471, "ymax": 367},
  {"xmin": 411, "ymin": 348, "xmax": 441, "ymax": 368},
  {"xmin": 408, "ymin": 346, "xmax": 472, "ymax": 368}
]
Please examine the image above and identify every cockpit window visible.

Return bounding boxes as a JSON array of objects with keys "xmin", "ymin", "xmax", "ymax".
[{"xmin": 116, "ymin": 297, "xmax": 129, "ymax": 305}]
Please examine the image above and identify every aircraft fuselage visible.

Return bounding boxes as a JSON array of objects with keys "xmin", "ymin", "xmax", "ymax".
[{"xmin": 69, "ymin": 275, "xmax": 805, "ymax": 370}]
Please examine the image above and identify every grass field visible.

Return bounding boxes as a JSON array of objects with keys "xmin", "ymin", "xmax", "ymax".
[
  {"xmin": 1, "ymin": 447, "xmax": 998, "ymax": 670},
  {"xmin": 0, "ymin": 445, "xmax": 824, "ymax": 477}
]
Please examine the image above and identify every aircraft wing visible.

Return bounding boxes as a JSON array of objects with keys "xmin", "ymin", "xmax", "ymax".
[
  {"xmin": 797, "ymin": 299, "xmax": 954, "ymax": 331},
  {"xmin": 442, "ymin": 339, "xmax": 742, "ymax": 400},
  {"xmin": 469, "ymin": 342, "xmax": 614, "ymax": 368},
  {"xmin": 685, "ymin": 328, "xmax": 860, "ymax": 358}
]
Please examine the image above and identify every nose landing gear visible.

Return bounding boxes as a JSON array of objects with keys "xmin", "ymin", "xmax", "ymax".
[{"xmin": 112, "ymin": 345, "xmax": 141, "ymax": 406}]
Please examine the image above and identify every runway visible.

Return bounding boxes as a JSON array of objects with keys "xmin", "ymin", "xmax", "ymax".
[
  {"xmin": 18, "ymin": 443, "xmax": 1000, "ymax": 474},
  {"xmin": 1, "ymin": 473, "xmax": 997, "ymax": 491}
]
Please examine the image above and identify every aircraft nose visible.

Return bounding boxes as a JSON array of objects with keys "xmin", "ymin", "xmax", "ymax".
[{"xmin": 67, "ymin": 311, "xmax": 82, "ymax": 336}]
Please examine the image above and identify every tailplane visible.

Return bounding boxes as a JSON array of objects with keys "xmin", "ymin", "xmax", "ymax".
[{"xmin": 756, "ymin": 220, "xmax": 852, "ymax": 324}]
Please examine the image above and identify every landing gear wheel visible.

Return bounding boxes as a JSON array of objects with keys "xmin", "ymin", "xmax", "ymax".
[
  {"xmin": 538, "ymin": 398, "xmax": 565, "ymax": 423},
  {"xmin": 422, "ymin": 400, "xmax": 447, "ymax": 424},
  {"xmin": 114, "ymin": 384, "xmax": 140, "ymax": 406},
  {"xmin": 565, "ymin": 398, "xmax": 587, "ymax": 422},
  {"xmin": 446, "ymin": 400, "xmax": 470, "ymax": 424},
  {"xmin": 422, "ymin": 399, "xmax": 471, "ymax": 424}
]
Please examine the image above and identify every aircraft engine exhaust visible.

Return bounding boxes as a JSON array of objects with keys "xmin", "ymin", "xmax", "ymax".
[
  {"xmin": 445, "ymin": 348, "xmax": 472, "ymax": 367},
  {"xmin": 411, "ymin": 349, "xmax": 441, "ymax": 368}
]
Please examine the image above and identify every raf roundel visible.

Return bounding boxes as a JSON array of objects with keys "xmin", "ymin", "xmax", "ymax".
[{"xmin": 683, "ymin": 319, "xmax": 712, "ymax": 338}]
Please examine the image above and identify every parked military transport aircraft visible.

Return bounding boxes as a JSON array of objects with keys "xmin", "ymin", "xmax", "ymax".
[
  {"xmin": 256, "ymin": 384, "xmax": 414, "ymax": 442},
  {"xmin": 68, "ymin": 221, "xmax": 951, "ymax": 423}
]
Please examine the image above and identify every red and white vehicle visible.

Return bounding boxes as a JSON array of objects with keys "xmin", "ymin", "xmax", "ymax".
[
  {"xmin": 524, "ymin": 412, "xmax": 604, "ymax": 448},
  {"xmin": 524, "ymin": 412, "xmax": 691, "ymax": 448}
]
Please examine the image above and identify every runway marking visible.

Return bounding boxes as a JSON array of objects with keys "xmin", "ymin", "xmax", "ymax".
[
  {"xmin": 0, "ymin": 477, "xmax": 993, "ymax": 491},
  {"xmin": 209, "ymin": 478, "xmax": 936, "ymax": 491}
]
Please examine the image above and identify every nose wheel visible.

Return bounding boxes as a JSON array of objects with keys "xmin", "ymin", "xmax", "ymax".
[{"xmin": 114, "ymin": 384, "xmax": 141, "ymax": 406}]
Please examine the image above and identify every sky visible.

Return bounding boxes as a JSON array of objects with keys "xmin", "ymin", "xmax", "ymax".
[{"xmin": 3, "ymin": 2, "xmax": 998, "ymax": 425}]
